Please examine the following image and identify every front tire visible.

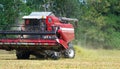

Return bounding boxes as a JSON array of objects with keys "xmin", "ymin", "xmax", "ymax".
[
  {"xmin": 64, "ymin": 47, "xmax": 75, "ymax": 58},
  {"xmin": 16, "ymin": 50, "xmax": 30, "ymax": 59}
]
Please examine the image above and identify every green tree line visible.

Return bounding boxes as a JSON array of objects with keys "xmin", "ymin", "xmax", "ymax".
[{"xmin": 0, "ymin": 0, "xmax": 120, "ymax": 49}]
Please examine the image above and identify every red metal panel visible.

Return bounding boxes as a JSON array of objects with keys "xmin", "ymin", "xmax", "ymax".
[
  {"xmin": 57, "ymin": 39, "xmax": 68, "ymax": 49},
  {"xmin": 0, "ymin": 39, "xmax": 57, "ymax": 46},
  {"xmin": 57, "ymin": 25, "xmax": 74, "ymax": 43}
]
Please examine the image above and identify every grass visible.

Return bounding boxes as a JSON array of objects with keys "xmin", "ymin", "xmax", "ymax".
[{"xmin": 0, "ymin": 46, "xmax": 120, "ymax": 69}]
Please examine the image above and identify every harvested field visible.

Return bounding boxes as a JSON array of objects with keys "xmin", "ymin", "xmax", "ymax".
[{"xmin": 0, "ymin": 46, "xmax": 120, "ymax": 69}]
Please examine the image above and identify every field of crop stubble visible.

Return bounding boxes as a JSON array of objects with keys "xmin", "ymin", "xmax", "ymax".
[{"xmin": 0, "ymin": 46, "xmax": 120, "ymax": 69}]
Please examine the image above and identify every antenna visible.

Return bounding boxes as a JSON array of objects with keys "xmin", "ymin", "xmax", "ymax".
[{"xmin": 42, "ymin": 2, "xmax": 50, "ymax": 11}]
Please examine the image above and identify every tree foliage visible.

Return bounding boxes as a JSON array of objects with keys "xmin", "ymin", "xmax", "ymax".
[{"xmin": 79, "ymin": 0, "xmax": 120, "ymax": 49}]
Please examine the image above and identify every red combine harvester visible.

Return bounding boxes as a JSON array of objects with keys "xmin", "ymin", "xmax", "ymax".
[{"xmin": 0, "ymin": 12, "xmax": 78, "ymax": 59}]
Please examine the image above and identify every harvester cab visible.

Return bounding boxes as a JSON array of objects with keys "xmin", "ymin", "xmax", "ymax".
[{"xmin": 0, "ymin": 12, "xmax": 78, "ymax": 60}]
